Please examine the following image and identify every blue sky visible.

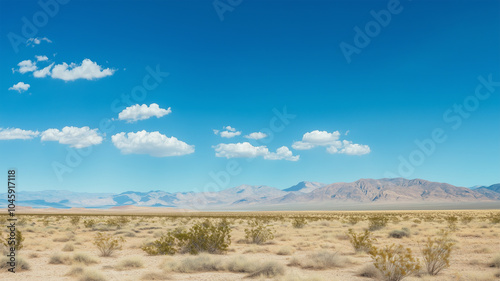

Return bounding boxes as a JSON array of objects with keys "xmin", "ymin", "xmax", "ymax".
[{"xmin": 1, "ymin": 0, "xmax": 499, "ymax": 193}]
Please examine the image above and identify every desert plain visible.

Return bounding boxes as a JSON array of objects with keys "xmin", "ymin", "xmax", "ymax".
[{"xmin": 1, "ymin": 209, "xmax": 500, "ymax": 281}]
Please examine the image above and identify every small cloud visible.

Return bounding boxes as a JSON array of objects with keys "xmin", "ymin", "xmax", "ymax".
[
  {"xmin": 0, "ymin": 128, "xmax": 39, "ymax": 140},
  {"xmin": 8, "ymin": 82, "xmax": 30, "ymax": 93},
  {"xmin": 244, "ymin": 132, "xmax": 267, "ymax": 140},
  {"xmin": 26, "ymin": 37, "xmax": 52, "ymax": 46},
  {"xmin": 292, "ymin": 130, "xmax": 370, "ymax": 155},
  {"xmin": 213, "ymin": 142, "xmax": 299, "ymax": 161},
  {"xmin": 50, "ymin": 59, "xmax": 115, "ymax": 81},
  {"xmin": 41, "ymin": 126, "xmax": 103, "ymax": 148},
  {"xmin": 214, "ymin": 126, "xmax": 241, "ymax": 138},
  {"xmin": 35, "ymin": 55, "xmax": 49, "ymax": 62},
  {"xmin": 118, "ymin": 103, "xmax": 171, "ymax": 123},
  {"xmin": 112, "ymin": 130, "xmax": 194, "ymax": 157},
  {"xmin": 16, "ymin": 60, "xmax": 37, "ymax": 74}
]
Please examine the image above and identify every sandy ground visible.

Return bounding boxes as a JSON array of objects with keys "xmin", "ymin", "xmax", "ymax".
[{"xmin": 1, "ymin": 210, "xmax": 499, "ymax": 281}]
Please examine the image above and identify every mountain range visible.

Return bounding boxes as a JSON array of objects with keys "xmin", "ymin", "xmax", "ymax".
[{"xmin": 1, "ymin": 178, "xmax": 499, "ymax": 210}]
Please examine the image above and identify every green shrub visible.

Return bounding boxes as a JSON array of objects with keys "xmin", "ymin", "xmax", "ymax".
[
  {"xmin": 93, "ymin": 232, "xmax": 124, "ymax": 257},
  {"xmin": 3, "ymin": 229, "xmax": 24, "ymax": 252},
  {"xmin": 347, "ymin": 229, "xmax": 375, "ymax": 253},
  {"xmin": 70, "ymin": 216, "xmax": 81, "ymax": 227},
  {"xmin": 388, "ymin": 228, "xmax": 411, "ymax": 239},
  {"xmin": 422, "ymin": 231, "xmax": 454, "ymax": 275},
  {"xmin": 369, "ymin": 244, "xmax": 420, "ymax": 281},
  {"xmin": 291, "ymin": 217, "xmax": 308, "ymax": 229},
  {"xmin": 143, "ymin": 219, "xmax": 231, "ymax": 255},
  {"xmin": 142, "ymin": 232, "xmax": 177, "ymax": 255},
  {"xmin": 368, "ymin": 215, "xmax": 389, "ymax": 231},
  {"xmin": 83, "ymin": 219, "xmax": 96, "ymax": 228},
  {"xmin": 489, "ymin": 213, "xmax": 500, "ymax": 224},
  {"xmin": 245, "ymin": 219, "xmax": 274, "ymax": 244}
]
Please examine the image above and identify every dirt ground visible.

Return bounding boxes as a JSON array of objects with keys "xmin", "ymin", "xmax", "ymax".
[{"xmin": 1, "ymin": 210, "xmax": 499, "ymax": 281}]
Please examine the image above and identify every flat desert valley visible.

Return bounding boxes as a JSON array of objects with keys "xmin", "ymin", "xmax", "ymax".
[{"xmin": 1, "ymin": 209, "xmax": 500, "ymax": 281}]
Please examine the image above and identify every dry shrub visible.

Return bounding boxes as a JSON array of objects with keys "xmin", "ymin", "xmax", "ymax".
[
  {"xmin": 490, "ymin": 254, "xmax": 500, "ymax": 268},
  {"xmin": 73, "ymin": 252, "xmax": 99, "ymax": 265},
  {"xmin": 369, "ymin": 244, "xmax": 420, "ymax": 281},
  {"xmin": 162, "ymin": 254, "xmax": 284, "ymax": 278},
  {"xmin": 79, "ymin": 268, "xmax": 107, "ymax": 281},
  {"xmin": 49, "ymin": 253, "xmax": 72, "ymax": 264},
  {"xmin": 141, "ymin": 271, "xmax": 170, "ymax": 280},
  {"xmin": 246, "ymin": 261, "xmax": 285, "ymax": 278},
  {"xmin": 388, "ymin": 228, "xmax": 411, "ymax": 239},
  {"xmin": 276, "ymin": 246, "xmax": 295, "ymax": 255},
  {"xmin": 93, "ymin": 232, "xmax": 124, "ymax": 257},
  {"xmin": 245, "ymin": 219, "xmax": 274, "ymax": 244},
  {"xmin": 63, "ymin": 243, "xmax": 75, "ymax": 252},
  {"xmin": 116, "ymin": 256, "xmax": 144, "ymax": 270},
  {"xmin": 0, "ymin": 256, "xmax": 30, "ymax": 271},
  {"xmin": 347, "ymin": 229, "xmax": 375, "ymax": 253},
  {"xmin": 357, "ymin": 263, "xmax": 383, "ymax": 279},
  {"xmin": 162, "ymin": 254, "xmax": 224, "ymax": 273},
  {"xmin": 368, "ymin": 215, "xmax": 389, "ymax": 231},
  {"xmin": 289, "ymin": 250, "xmax": 346, "ymax": 269},
  {"xmin": 65, "ymin": 265, "xmax": 85, "ymax": 276},
  {"xmin": 291, "ymin": 217, "xmax": 308, "ymax": 228},
  {"xmin": 422, "ymin": 231, "xmax": 454, "ymax": 275}
]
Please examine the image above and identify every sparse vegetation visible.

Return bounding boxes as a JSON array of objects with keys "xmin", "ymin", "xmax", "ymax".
[
  {"xmin": 422, "ymin": 231, "xmax": 455, "ymax": 275},
  {"xmin": 369, "ymin": 244, "xmax": 420, "ymax": 281},
  {"xmin": 289, "ymin": 250, "xmax": 346, "ymax": 269},
  {"xmin": 93, "ymin": 232, "xmax": 124, "ymax": 257},
  {"xmin": 388, "ymin": 228, "xmax": 411, "ymax": 239},
  {"xmin": 143, "ymin": 219, "xmax": 231, "ymax": 255},
  {"xmin": 291, "ymin": 217, "xmax": 308, "ymax": 228},
  {"xmin": 347, "ymin": 229, "xmax": 375, "ymax": 253},
  {"xmin": 245, "ymin": 219, "xmax": 275, "ymax": 244},
  {"xmin": 368, "ymin": 215, "xmax": 389, "ymax": 231}
]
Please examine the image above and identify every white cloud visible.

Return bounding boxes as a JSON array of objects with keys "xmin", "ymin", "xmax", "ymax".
[
  {"xmin": 293, "ymin": 130, "xmax": 370, "ymax": 155},
  {"xmin": 16, "ymin": 60, "xmax": 37, "ymax": 73},
  {"xmin": 336, "ymin": 140, "xmax": 371, "ymax": 155},
  {"xmin": 292, "ymin": 130, "xmax": 341, "ymax": 150},
  {"xmin": 244, "ymin": 132, "xmax": 267, "ymax": 140},
  {"xmin": 35, "ymin": 55, "xmax": 49, "ymax": 62},
  {"xmin": 8, "ymin": 82, "xmax": 30, "ymax": 93},
  {"xmin": 112, "ymin": 130, "xmax": 194, "ymax": 157},
  {"xmin": 50, "ymin": 59, "xmax": 115, "ymax": 81},
  {"xmin": 214, "ymin": 126, "xmax": 241, "ymax": 138},
  {"xmin": 118, "ymin": 103, "xmax": 171, "ymax": 123},
  {"xmin": 33, "ymin": 63, "xmax": 54, "ymax": 78},
  {"xmin": 26, "ymin": 37, "xmax": 52, "ymax": 46},
  {"xmin": 213, "ymin": 142, "xmax": 299, "ymax": 161},
  {"xmin": 0, "ymin": 128, "xmax": 39, "ymax": 140},
  {"xmin": 41, "ymin": 126, "xmax": 103, "ymax": 148},
  {"xmin": 220, "ymin": 131, "xmax": 241, "ymax": 138}
]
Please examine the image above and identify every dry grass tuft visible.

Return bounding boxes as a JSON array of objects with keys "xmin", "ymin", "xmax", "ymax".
[
  {"xmin": 289, "ymin": 250, "xmax": 346, "ymax": 269},
  {"xmin": 78, "ymin": 268, "xmax": 107, "ymax": 281},
  {"xmin": 116, "ymin": 256, "xmax": 144, "ymax": 270},
  {"xmin": 140, "ymin": 271, "xmax": 170, "ymax": 280},
  {"xmin": 73, "ymin": 252, "xmax": 99, "ymax": 265},
  {"xmin": 49, "ymin": 253, "xmax": 72, "ymax": 264},
  {"xmin": 62, "ymin": 243, "xmax": 75, "ymax": 252},
  {"xmin": 357, "ymin": 263, "xmax": 382, "ymax": 279}
]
